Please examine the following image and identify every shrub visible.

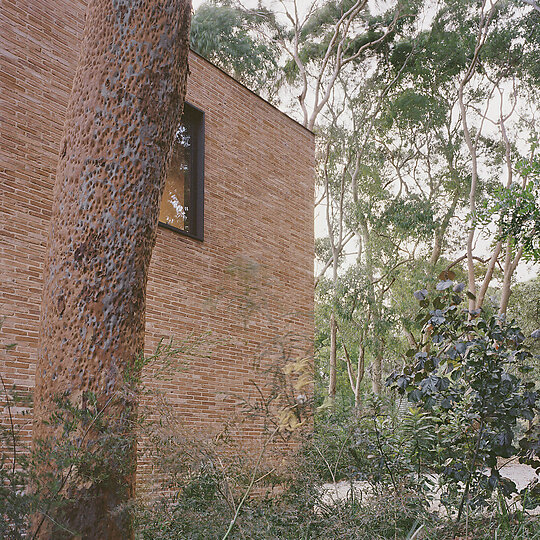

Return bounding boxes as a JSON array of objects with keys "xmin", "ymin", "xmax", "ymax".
[{"xmin": 387, "ymin": 280, "xmax": 540, "ymax": 520}]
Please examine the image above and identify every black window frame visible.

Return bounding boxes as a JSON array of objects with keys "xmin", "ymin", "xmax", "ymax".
[{"xmin": 158, "ymin": 102, "xmax": 205, "ymax": 241}]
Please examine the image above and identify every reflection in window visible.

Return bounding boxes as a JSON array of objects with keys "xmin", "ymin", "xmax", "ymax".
[
  {"xmin": 159, "ymin": 125, "xmax": 191, "ymax": 231},
  {"xmin": 159, "ymin": 103, "xmax": 204, "ymax": 240}
]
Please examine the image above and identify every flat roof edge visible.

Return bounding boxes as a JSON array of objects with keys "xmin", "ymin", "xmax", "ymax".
[{"xmin": 189, "ymin": 49, "xmax": 315, "ymax": 138}]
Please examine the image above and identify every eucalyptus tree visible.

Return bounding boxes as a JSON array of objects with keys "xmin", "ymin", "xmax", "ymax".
[
  {"xmin": 295, "ymin": 0, "xmax": 425, "ymax": 398},
  {"xmin": 312, "ymin": 8, "xmax": 467, "ymax": 397},
  {"xmin": 190, "ymin": 1, "xmax": 281, "ymax": 100},
  {"xmin": 33, "ymin": 1, "xmax": 192, "ymax": 537},
  {"xmin": 447, "ymin": 0, "xmax": 540, "ymax": 315},
  {"xmin": 382, "ymin": 22, "xmax": 472, "ymax": 268},
  {"xmin": 377, "ymin": 0, "xmax": 539, "ymax": 314},
  {"xmin": 275, "ymin": 0, "xmax": 416, "ymax": 130},
  {"xmin": 318, "ymin": 0, "xmax": 539, "ymax": 399}
]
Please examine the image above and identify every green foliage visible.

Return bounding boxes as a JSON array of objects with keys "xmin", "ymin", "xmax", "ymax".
[
  {"xmin": 478, "ymin": 155, "xmax": 540, "ymax": 261},
  {"xmin": 519, "ymin": 9, "xmax": 540, "ymax": 84},
  {"xmin": 190, "ymin": 2, "xmax": 280, "ymax": 98},
  {"xmin": 135, "ymin": 397, "xmax": 433, "ymax": 539},
  {"xmin": 315, "ymin": 236, "xmax": 333, "ymax": 265},
  {"xmin": 401, "ymin": 407, "xmax": 438, "ymax": 478},
  {"xmin": 279, "ymin": 0, "xmax": 419, "ymax": 85},
  {"xmin": 381, "ymin": 194, "xmax": 436, "ymax": 241},
  {"xmin": 0, "ymin": 458, "xmax": 32, "ymax": 540},
  {"xmin": 131, "ymin": 396, "xmax": 540, "ymax": 539},
  {"xmin": 0, "ymin": 320, "xmax": 35, "ymax": 538},
  {"xmin": 300, "ymin": 0, "xmax": 360, "ymax": 39},
  {"xmin": 0, "ymin": 337, "xmax": 188, "ymax": 537},
  {"xmin": 509, "ymin": 277, "xmax": 540, "ymax": 348},
  {"xmin": 388, "ymin": 280, "xmax": 540, "ymax": 518},
  {"xmin": 381, "ymin": 89, "xmax": 446, "ymax": 129},
  {"xmin": 0, "ymin": 390, "xmax": 34, "ymax": 540}
]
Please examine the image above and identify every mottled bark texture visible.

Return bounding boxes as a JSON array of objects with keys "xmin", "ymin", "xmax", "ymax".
[{"xmin": 32, "ymin": 1, "xmax": 191, "ymax": 537}]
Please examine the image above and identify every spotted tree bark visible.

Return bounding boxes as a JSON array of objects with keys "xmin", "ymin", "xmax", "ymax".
[{"xmin": 32, "ymin": 1, "xmax": 191, "ymax": 537}]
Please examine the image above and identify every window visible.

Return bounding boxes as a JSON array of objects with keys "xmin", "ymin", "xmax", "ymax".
[{"xmin": 159, "ymin": 103, "xmax": 204, "ymax": 240}]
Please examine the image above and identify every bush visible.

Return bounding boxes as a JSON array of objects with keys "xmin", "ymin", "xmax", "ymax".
[{"xmin": 387, "ymin": 280, "xmax": 540, "ymax": 519}]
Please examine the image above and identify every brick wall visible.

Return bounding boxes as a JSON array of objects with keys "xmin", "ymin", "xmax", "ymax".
[{"xmin": 0, "ymin": 0, "xmax": 314, "ymax": 467}]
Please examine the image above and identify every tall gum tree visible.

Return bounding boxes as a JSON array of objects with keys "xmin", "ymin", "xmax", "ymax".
[
  {"xmin": 454, "ymin": 0, "xmax": 539, "ymax": 316},
  {"xmin": 32, "ymin": 0, "xmax": 192, "ymax": 538}
]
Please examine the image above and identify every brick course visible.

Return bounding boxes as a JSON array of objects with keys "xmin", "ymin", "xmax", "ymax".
[{"xmin": 1, "ymin": 0, "xmax": 314, "ymax": 465}]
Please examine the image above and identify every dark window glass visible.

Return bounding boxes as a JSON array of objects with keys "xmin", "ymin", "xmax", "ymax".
[{"xmin": 159, "ymin": 103, "xmax": 204, "ymax": 240}]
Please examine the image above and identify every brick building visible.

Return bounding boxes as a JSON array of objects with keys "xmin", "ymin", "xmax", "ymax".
[{"xmin": 0, "ymin": 0, "xmax": 314, "ymax": 461}]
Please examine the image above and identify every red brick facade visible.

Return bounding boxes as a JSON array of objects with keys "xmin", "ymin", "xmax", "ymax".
[{"xmin": 0, "ymin": 0, "xmax": 314, "ymax": 458}]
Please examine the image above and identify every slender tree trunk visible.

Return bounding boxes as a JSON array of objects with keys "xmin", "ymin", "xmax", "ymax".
[
  {"xmin": 403, "ymin": 326, "xmax": 417, "ymax": 349},
  {"xmin": 328, "ymin": 312, "xmax": 337, "ymax": 400},
  {"xmin": 499, "ymin": 243, "xmax": 513, "ymax": 318},
  {"xmin": 497, "ymin": 106, "xmax": 524, "ymax": 318},
  {"xmin": 371, "ymin": 351, "xmax": 382, "ymax": 395},
  {"xmin": 341, "ymin": 331, "xmax": 365, "ymax": 407},
  {"xmin": 499, "ymin": 244, "xmax": 523, "ymax": 318},
  {"xmin": 327, "ymin": 237, "xmax": 340, "ymax": 402},
  {"xmin": 429, "ymin": 188, "xmax": 460, "ymax": 266},
  {"xmin": 430, "ymin": 234, "xmax": 443, "ymax": 267},
  {"xmin": 459, "ymin": 3, "xmax": 497, "ymax": 312},
  {"xmin": 357, "ymin": 218, "xmax": 384, "ymax": 395},
  {"xmin": 32, "ymin": 1, "xmax": 191, "ymax": 538},
  {"xmin": 462, "ymin": 97, "xmax": 479, "ymax": 313},
  {"xmin": 476, "ymin": 242, "xmax": 502, "ymax": 310},
  {"xmin": 354, "ymin": 344, "xmax": 365, "ymax": 406}
]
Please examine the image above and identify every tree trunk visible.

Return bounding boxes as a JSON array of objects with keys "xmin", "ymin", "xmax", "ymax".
[
  {"xmin": 32, "ymin": 1, "xmax": 191, "ymax": 538},
  {"xmin": 499, "ymin": 244, "xmax": 523, "ymax": 319},
  {"xmin": 430, "ymin": 233, "xmax": 443, "ymax": 267},
  {"xmin": 403, "ymin": 326, "xmax": 417, "ymax": 349},
  {"xmin": 354, "ymin": 344, "xmax": 365, "ymax": 407},
  {"xmin": 358, "ymin": 218, "xmax": 384, "ymax": 395},
  {"xmin": 475, "ymin": 241, "xmax": 502, "ymax": 310},
  {"xmin": 429, "ymin": 188, "xmax": 460, "ymax": 266},
  {"xmin": 327, "ymin": 242, "xmax": 339, "ymax": 402},
  {"xmin": 371, "ymin": 351, "xmax": 382, "ymax": 395},
  {"xmin": 328, "ymin": 312, "xmax": 337, "ymax": 401}
]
